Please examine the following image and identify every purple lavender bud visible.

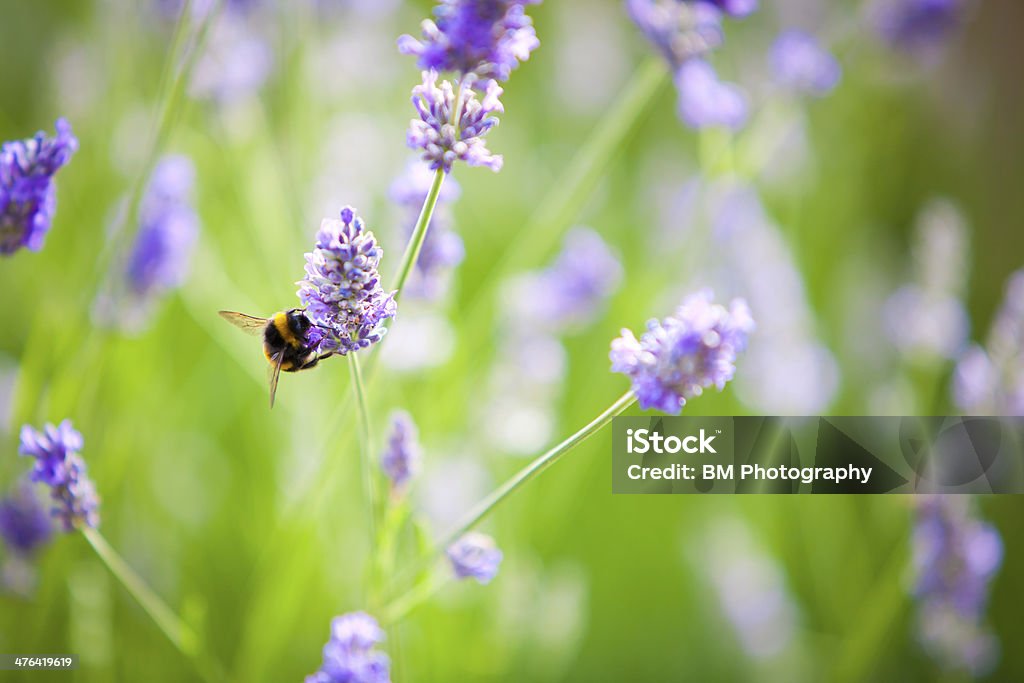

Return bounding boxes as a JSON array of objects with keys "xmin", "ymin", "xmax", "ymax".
[
  {"xmin": 952, "ymin": 269, "xmax": 1024, "ymax": 415},
  {"xmin": 398, "ymin": 0, "xmax": 541, "ymax": 82},
  {"xmin": 389, "ymin": 161, "xmax": 464, "ymax": 300},
  {"xmin": 912, "ymin": 497, "xmax": 1002, "ymax": 675},
  {"xmin": 380, "ymin": 411, "xmax": 422, "ymax": 492},
  {"xmin": 408, "ymin": 71, "xmax": 504, "ymax": 174},
  {"xmin": 611, "ymin": 290, "xmax": 754, "ymax": 414},
  {"xmin": 307, "ymin": 612, "xmax": 390, "ymax": 683},
  {"xmin": 675, "ymin": 59, "xmax": 748, "ymax": 130},
  {"xmin": 447, "ymin": 532, "xmax": 503, "ymax": 584},
  {"xmin": 297, "ymin": 207, "xmax": 397, "ymax": 355},
  {"xmin": 126, "ymin": 155, "xmax": 200, "ymax": 297},
  {"xmin": 874, "ymin": 0, "xmax": 963, "ymax": 52},
  {"xmin": 0, "ymin": 119, "xmax": 78, "ymax": 255},
  {"xmin": 190, "ymin": 12, "xmax": 273, "ymax": 103},
  {"xmin": 625, "ymin": 0, "xmax": 725, "ymax": 69},
  {"xmin": 18, "ymin": 421, "xmax": 100, "ymax": 531},
  {"xmin": 697, "ymin": 0, "xmax": 757, "ymax": 18},
  {"xmin": 770, "ymin": 30, "xmax": 841, "ymax": 96},
  {"xmin": 0, "ymin": 483, "xmax": 53, "ymax": 556},
  {"xmin": 503, "ymin": 227, "xmax": 622, "ymax": 332}
]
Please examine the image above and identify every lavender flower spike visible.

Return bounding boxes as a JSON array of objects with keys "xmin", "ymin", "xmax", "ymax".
[
  {"xmin": 380, "ymin": 411, "xmax": 422, "ymax": 492},
  {"xmin": 676, "ymin": 59, "xmax": 748, "ymax": 130},
  {"xmin": 408, "ymin": 70, "xmax": 504, "ymax": 174},
  {"xmin": 126, "ymin": 155, "xmax": 200, "ymax": 298},
  {"xmin": 298, "ymin": 207, "xmax": 396, "ymax": 356},
  {"xmin": 447, "ymin": 532, "xmax": 503, "ymax": 584},
  {"xmin": 398, "ymin": 0, "xmax": 541, "ymax": 82},
  {"xmin": 626, "ymin": 0, "xmax": 725, "ymax": 69},
  {"xmin": 611, "ymin": 290, "xmax": 754, "ymax": 414},
  {"xmin": 770, "ymin": 30, "xmax": 841, "ymax": 96},
  {"xmin": 912, "ymin": 496, "xmax": 1002, "ymax": 675},
  {"xmin": 306, "ymin": 611, "xmax": 391, "ymax": 683},
  {"xmin": 19, "ymin": 420, "xmax": 100, "ymax": 531},
  {"xmin": 0, "ymin": 482, "xmax": 53, "ymax": 556},
  {"xmin": 1, "ymin": 119, "xmax": 78, "ymax": 255}
]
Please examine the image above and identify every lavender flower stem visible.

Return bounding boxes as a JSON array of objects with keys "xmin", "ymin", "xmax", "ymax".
[
  {"xmin": 82, "ymin": 528, "xmax": 221, "ymax": 682},
  {"xmin": 389, "ymin": 167, "xmax": 446, "ymax": 303},
  {"xmin": 348, "ymin": 353, "xmax": 380, "ymax": 560},
  {"xmin": 437, "ymin": 391, "xmax": 636, "ymax": 555},
  {"xmin": 381, "ymin": 570, "xmax": 448, "ymax": 626},
  {"xmin": 457, "ymin": 57, "xmax": 667, "ymax": 338}
]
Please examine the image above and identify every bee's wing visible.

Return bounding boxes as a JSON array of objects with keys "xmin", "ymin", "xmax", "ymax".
[
  {"xmin": 219, "ymin": 311, "xmax": 269, "ymax": 336},
  {"xmin": 268, "ymin": 350, "xmax": 285, "ymax": 409}
]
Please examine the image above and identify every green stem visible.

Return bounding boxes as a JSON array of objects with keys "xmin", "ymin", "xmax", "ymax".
[
  {"xmin": 348, "ymin": 353, "xmax": 380, "ymax": 596},
  {"xmin": 381, "ymin": 570, "xmax": 448, "ymax": 626},
  {"xmin": 437, "ymin": 391, "xmax": 636, "ymax": 554},
  {"xmin": 82, "ymin": 528, "xmax": 221, "ymax": 681},
  {"xmin": 389, "ymin": 167, "xmax": 446, "ymax": 303}
]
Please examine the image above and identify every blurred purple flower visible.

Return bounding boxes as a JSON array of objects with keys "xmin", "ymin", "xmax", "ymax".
[
  {"xmin": 912, "ymin": 496, "xmax": 1002, "ymax": 675},
  {"xmin": 675, "ymin": 59, "xmax": 747, "ymax": 130},
  {"xmin": 398, "ymin": 0, "xmax": 541, "ymax": 82},
  {"xmin": 0, "ymin": 119, "xmax": 78, "ymax": 255},
  {"xmin": 770, "ymin": 30, "xmax": 841, "ymax": 96},
  {"xmin": 408, "ymin": 70, "xmax": 504, "ymax": 174},
  {"xmin": 126, "ymin": 155, "xmax": 200, "ymax": 297},
  {"xmin": 874, "ymin": 0, "xmax": 963, "ymax": 52},
  {"xmin": 625, "ymin": 0, "xmax": 724, "ymax": 69},
  {"xmin": 699, "ymin": 0, "xmax": 757, "ymax": 18},
  {"xmin": 502, "ymin": 227, "xmax": 622, "ymax": 333},
  {"xmin": 380, "ymin": 411, "xmax": 422, "ymax": 492},
  {"xmin": 306, "ymin": 612, "xmax": 390, "ymax": 683},
  {"xmin": 19, "ymin": 420, "xmax": 100, "ymax": 531},
  {"xmin": 298, "ymin": 207, "xmax": 396, "ymax": 355},
  {"xmin": 389, "ymin": 161, "xmax": 464, "ymax": 300},
  {"xmin": 0, "ymin": 483, "xmax": 53, "ymax": 556},
  {"xmin": 953, "ymin": 269, "xmax": 1024, "ymax": 415},
  {"xmin": 611, "ymin": 290, "xmax": 754, "ymax": 413},
  {"xmin": 448, "ymin": 532, "xmax": 503, "ymax": 583}
]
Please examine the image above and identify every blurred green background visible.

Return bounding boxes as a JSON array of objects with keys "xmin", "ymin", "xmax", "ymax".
[{"xmin": 1, "ymin": 0, "xmax": 1023, "ymax": 681}]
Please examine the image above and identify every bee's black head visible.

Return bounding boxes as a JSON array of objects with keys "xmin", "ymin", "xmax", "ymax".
[{"xmin": 286, "ymin": 308, "xmax": 313, "ymax": 333}]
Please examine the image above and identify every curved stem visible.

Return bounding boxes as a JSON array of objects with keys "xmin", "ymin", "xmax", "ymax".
[
  {"xmin": 82, "ymin": 528, "xmax": 222, "ymax": 682},
  {"xmin": 348, "ymin": 353, "xmax": 379, "ymax": 559},
  {"xmin": 381, "ymin": 570, "xmax": 448, "ymax": 626},
  {"xmin": 437, "ymin": 391, "xmax": 636, "ymax": 555},
  {"xmin": 389, "ymin": 167, "xmax": 446, "ymax": 303}
]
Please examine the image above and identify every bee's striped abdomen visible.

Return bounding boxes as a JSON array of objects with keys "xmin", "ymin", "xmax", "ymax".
[{"xmin": 272, "ymin": 312, "xmax": 299, "ymax": 346}]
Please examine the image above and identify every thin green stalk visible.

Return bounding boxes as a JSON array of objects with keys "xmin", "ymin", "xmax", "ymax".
[
  {"xmin": 82, "ymin": 528, "xmax": 221, "ymax": 682},
  {"xmin": 464, "ymin": 57, "xmax": 667, "ymax": 307},
  {"xmin": 437, "ymin": 391, "xmax": 636, "ymax": 554},
  {"xmin": 348, "ymin": 353, "xmax": 380, "ymax": 593},
  {"xmin": 389, "ymin": 167, "xmax": 446, "ymax": 303},
  {"xmin": 381, "ymin": 570, "xmax": 448, "ymax": 626}
]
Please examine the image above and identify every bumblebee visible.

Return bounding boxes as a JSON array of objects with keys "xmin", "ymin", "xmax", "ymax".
[{"xmin": 219, "ymin": 309, "xmax": 333, "ymax": 407}]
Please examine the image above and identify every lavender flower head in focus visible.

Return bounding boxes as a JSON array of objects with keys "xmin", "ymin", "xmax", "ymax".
[
  {"xmin": 912, "ymin": 496, "xmax": 1002, "ymax": 675},
  {"xmin": 398, "ymin": 0, "xmax": 541, "ymax": 82},
  {"xmin": 770, "ymin": 30, "xmax": 841, "ymax": 97},
  {"xmin": 448, "ymin": 532, "xmax": 503, "ymax": 583},
  {"xmin": 389, "ymin": 161, "xmax": 464, "ymax": 300},
  {"xmin": 297, "ymin": 207, "xmax": 396, "ymax": 356},
  {"xmin": 380, "ymin": 411, "xmax": 422, "ymax": 493},
  {"xmin": 611, "ymin": 290, "xmax": 754, "ymax": 413},
  {"xmin": 18, "ymin": 420, "xmax": 99, "ymax": 531},
  {"xmin": 306, "ymin": 611, "xmax": 391, "ymax": 683},
  {"xmin": 0, "ymin": 482, "xmax": 53, "ymax": 556},
  {"xmin": 0, "ymin": 119, "xmax": 78, "ymax": 256},
  {"xmin": 408, "ymin": 71, "xmax": 504, "ymax": 174}
]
